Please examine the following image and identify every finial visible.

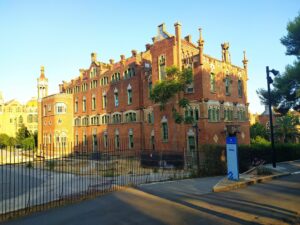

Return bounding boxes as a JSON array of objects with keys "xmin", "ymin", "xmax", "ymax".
[
  {"xmin": 243, "ymin": 50, "xmax": 247, "ymax": 61},
  {"xmin": 199, "ymin": 28, "xmax": 203, "ymax": 41},
  {"xmin": 198, "ymin": 28, "xmax": 204, "ymax": 47},
  {"xmin": 40, "ymin": 66, "xmax": 45, "ymax": 79}
]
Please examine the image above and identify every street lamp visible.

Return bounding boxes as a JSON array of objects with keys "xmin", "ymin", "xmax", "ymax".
[{"xmin": 266, "ymin": 66, "xmax": 279, "ymax": 168}]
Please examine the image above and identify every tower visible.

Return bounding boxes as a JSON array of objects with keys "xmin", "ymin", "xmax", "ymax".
[
  {"xmin": 37, "ymin": 66, "xmax": 48, "ymax": 150},
  {"xmin": 198, "ymin": 28, "xmax": 205, "ymax": 65}
]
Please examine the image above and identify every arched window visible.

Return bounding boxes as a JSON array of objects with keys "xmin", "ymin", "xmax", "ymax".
[
  {"xmin": 115, "ymin": 129, "xmax": 120, "ymax": 149},
  {"xmin": 127, "ymin": 84, "xmax": 132, "ymax": 105},
  {"xmin": 128, "ymin": 129, "xmax": 134, "ymax": 149},
  {"xmin": 82, "ymin": 97, "xmax": 86, "ymax": 112},
  {"xmin": 238, "ymin": 79, "xmax": 243, "ymax": 97},
  {"xmin": 225, "ymin": 76, "xmax": 231, "ymax": 95},
  {"xmin": 102, "ymin": 92, "xmax": 107, "ymax": 109},
  {"xmin": 159, "ymin": 55, "xmax": 166, "ymax": 80},
  {"xmin": 161, "ymin": 116, "xmax": 168, "ymax": 142},
  {"xmin": 92, "ymin": 95, "xmax": 96, "ymax": 110},
  {"xmin": 114, "ymin": 88, "xmax": 119, "ymax": 107},
  {"xmin": 75, "ymin": 97, "xmax": 78, "ymax": 113}
]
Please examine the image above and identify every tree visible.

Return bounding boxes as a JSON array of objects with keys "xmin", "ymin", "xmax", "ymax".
[
  {"xmin": 0, "ymin": 133, "xmax": 10, "ymax": 148},
  {"xmin": 150, "ymin": 66, "xmax": 194, "ymax": 124},
  {"xmin": 257, "ymin": 13, "xmax": 300, "ymax": 113},
  {"xmin": 16, "ymin": 124, "xmax": 31, "ymax": 146},
  {"xmin": 250, "ymin": 123, "xmax": 268, "ymax": 140},
  {"xmin": 274, "ymin": 113, "xmax": 300, "ymax": 143}
]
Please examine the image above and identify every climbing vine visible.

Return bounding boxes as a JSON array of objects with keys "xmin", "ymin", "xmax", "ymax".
[{"xmin": 150, "ymin": 66, "xmax": 194, "ymax": 124}]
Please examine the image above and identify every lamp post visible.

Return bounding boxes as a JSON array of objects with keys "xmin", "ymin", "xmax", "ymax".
[{"xmin": 266, "ymin": 66, "xmax": 279, "ymax": 168}]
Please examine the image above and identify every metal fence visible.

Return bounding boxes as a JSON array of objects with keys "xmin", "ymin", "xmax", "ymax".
[{"xmin": 0, "ymin": 142, "xmax": 199, "ymax": 221}]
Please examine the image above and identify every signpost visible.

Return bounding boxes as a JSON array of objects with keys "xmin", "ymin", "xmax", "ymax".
[{"xmin": 226, "ymin": 136, "xmax": 239, "ymax": 180}]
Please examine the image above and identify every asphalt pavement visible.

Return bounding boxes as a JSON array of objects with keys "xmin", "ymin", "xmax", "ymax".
[{"xmin": 2, "ymin": 172, "xmax": 300, "ymax": 225}]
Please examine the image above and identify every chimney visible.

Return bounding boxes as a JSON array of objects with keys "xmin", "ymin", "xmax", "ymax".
[
  {"xmin": 198, "ymin": 28, "xmax": 205, "ymax": 65},
  {"xmin": 91, "ymin": 52, "xmax": 97, "ymax": 63},
  {"xmin": 221, "ymin": 43, "xmax": 230, "ymax": 63},
  {"xmin": 109, "ymin": 59, "xmax": 114, "ymax": 65},
  {"xmin": 184, "ymin": 35, "xmax": 192, "ymax": 42},
  {"xmin": 145, "ymin": 43, "xmax": 151, "ymax": 51},
  {"xmin": 174, "ymin": 22, "xmax": 182, "ymax": 69},
  {"xmin": 131, "ymin": 50, "xmax": 137, "ymax": 57}
]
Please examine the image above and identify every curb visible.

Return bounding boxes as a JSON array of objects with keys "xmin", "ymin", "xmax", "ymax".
[{"xmin": 212, "ymin": 172, "xmax": 291, "ymax": 193}]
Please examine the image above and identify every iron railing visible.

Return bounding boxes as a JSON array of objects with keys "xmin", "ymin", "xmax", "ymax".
[{"xmin": 0, "ymin": 141, "xmax": 199, "ymax": 221}]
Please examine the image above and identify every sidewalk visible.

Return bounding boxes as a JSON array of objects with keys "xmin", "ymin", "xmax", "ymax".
[{"xmin": 213, "ymin": 160, "xmax": 300, "ymax": 192}]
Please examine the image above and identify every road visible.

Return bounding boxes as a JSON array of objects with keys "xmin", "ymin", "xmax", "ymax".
[{"xmin": 2, "ymin": 173, "xmax": 300, "ymax": 225}]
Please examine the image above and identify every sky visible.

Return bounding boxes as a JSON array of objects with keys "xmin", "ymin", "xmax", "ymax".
[{"xmin": 0, "ymin": 0, "xmax": 299, "ymax": 113}]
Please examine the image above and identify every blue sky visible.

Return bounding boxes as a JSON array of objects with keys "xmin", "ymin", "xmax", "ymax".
[{"xmin": 0, "ymin": 0, "xmax": 299, "ymax": 113}]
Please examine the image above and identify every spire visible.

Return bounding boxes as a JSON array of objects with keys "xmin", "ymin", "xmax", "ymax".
[
  {"xmin": 40, "ymin": 66, "xmax": 45, "ymax": 80},
  {"xmin": 242, "ymin": 50, "xmax": 248, "ymax": 69}
]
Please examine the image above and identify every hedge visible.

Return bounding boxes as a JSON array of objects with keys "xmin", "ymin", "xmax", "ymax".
[{"xmin": 199, "ymin": 143, "xmax": 300, "ymax": 175}]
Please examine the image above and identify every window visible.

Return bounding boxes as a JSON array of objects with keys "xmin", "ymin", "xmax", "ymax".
[
  {"xmin": 115, "ymin": 131, "xmax": 120, "ymax": 149},
  {"xmin": 75, "ymin": 98, "xmax": 78, "ymax": 113},
  {"xmin": 83, "ymin": 134, "xmax": 87, "ymax": 146},
  {"xmin": 74, "ymin": 86, "xmax": 80, "ymax": 93},
  {"xmin": 92, "ymin": 95, "xmax": 96, "ymax": 110},
  {"xmin": 162, "ymin": 122, "xmax": 168, "ymax": 141},
  {"xmin": 112, "ymin": 72, "xmax": 121, "ymax": 82},
  {"xmin": 185, "ymin": 107, "xmax": 199, "ymax": 121},
  {"xmin": 74, "ymin": 118, "xmax": 81, "ymax": 126},
  {"xmin": 159, "ymin": 55, "xmax": 166, "ymax": 80},
  {"xmin": 90, "ymin": 67, "xmax": 97, "ymax": 78},
  {"xmin": 225, "ymin": 76, "xmax": 231, "ymax": 95},
  {"xmin": 27, "ymin": 114, "xmax": 33, "ymax": 123},
  {"xmin": 82, "ymin": 117, "xmax": 89, "ymax": 126},
  {"xmin": 103, "ymin": 133, "xmax": 108, "ymax": 148},
  {"xmin": 147, "ymin": 111, "xmax": 154, "ymax": 124},
  {"xmin": 210, "ymin": 73, "xmax": 216, "ymax": 92},
  {"xmin": 56, "ymin": 103, "xmax": 66, "ymax": 114},
  {"xmin": 114, "ymin": 90, "xmax": 119, "ymax": 107},
  {"xmin": 124, "ymin": 67, "xmax": 135, "ymax": 79},
  {"xmin": 129, "ymin": 129, "xmax": 134, "ymax": 149},
  {"xmin": 208, "ymin": 106, "xmax": 220, "ymax": 122},
  {"xmin": 90, "ymin": 80, "xmax": 98, "ymax": 89},
  {"xmin": 125, "ymin": 112, "xmax": 137, "ymax": 122},
  {"xmin": 82, "ymin": 83, "xmax": 88, "ymax": 92},
  {"xmin": 102, "ymin": 115, "xmax": 110, "ymax": 124},
  {"xmin": 101, "ymin": 76, "xmax": 109, "ymax": 86},
  {"xmin": 82, "ymin": 97, "xmax": 86, "ymax": 112},
  {"xmin": 224, "ymin": 108, "xmax": 233, "ymax": 121},
  {"xmin": 112, "ymin": 114, "xmax": 122, "ymax": 124},
  {"xmin": 238, "ymin": 79, "xmax": 243, "ymax": 97},
  {"xmin": 127, "ymin": 86, "xmax": 132, "ymax": 105},
  {"xmin": 48, "ymin": 104, "xmax": 52, "ymax": 112},
  {"xmin": 75, "ymin": 133, "xmax": 79, "ymax": 146},
  {"xmin": 91, "ymin": 116, "xmax": 99, "ymax": 125},
  {"xmin": 18, "ymin": 116, "xmax": 23, "ymax": 124},
  {"xmin": 102, "ymin": 93, "xmax": 107, "ymax": 109}
]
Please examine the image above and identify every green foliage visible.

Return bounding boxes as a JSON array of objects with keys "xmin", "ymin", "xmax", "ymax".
[
  {"xmin": 239, "ymin": 143, "xmax": 300, "ymax": 172},
  {"xmin": 16, "ymin": 124, "xmax": 31, "ymax": 145},
  {"xmin": 281, "ymin": 12, "xmax": 300, "ymax": 58},
  {"xmin": 250, "ymin": 136, "xmax": 270, "ymax": 145},
  {"xmin": 199, "ymin": 145, "xmax": 227, "ymax": 176},
  {"xmin": 150, "ymin": 66, "xmax": 194, "ymax": 123},
  {"xmin": 0, "ymin": 133, "xmax": 10, "ymax": 148},
  {"xmin": 250, "ymin": 123, "xmax": 268, "ymax": 139},
  {"xmin": 274, "ymin": 113, "xmax": 300, "ymax": 143},
  {"xmin": 0, "ymin": 133, "xmax": 16, "ymax": 147},
  {"xmin": 21, "ymin": 137, "xmax": 35, "ymax": 150},
  {"xmin": 257, "ymin": 13, "xmax": 300, "ymax": 112}
]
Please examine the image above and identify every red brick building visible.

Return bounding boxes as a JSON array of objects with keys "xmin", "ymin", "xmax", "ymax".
[{"xmin": 39, "ymin": 22, "xmax": 250, "ymax": 153}]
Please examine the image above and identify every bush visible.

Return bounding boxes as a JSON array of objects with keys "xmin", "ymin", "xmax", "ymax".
[
  {"xmin": 239, "ymin": 143, "xmax": 300, "ymax": 172},
  {"xmin": 199, "ymin": 145, "xmax": 227, "ymax": 176}
]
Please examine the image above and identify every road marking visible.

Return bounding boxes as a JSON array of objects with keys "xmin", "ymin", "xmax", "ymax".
[{"xmin": 291, "ymin": 171, "xmax": 300, "ymax": 175}]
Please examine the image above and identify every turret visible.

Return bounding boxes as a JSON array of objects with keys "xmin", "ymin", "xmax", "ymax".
[{"xmin": 37, "ymin": 66, "xmax": 48, "ymax": 101}]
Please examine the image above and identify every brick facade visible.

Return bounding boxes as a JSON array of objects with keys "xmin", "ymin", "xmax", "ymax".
[{"xmin": 38, "ymin": 22, "xmax": 250, "ymax": 153}]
